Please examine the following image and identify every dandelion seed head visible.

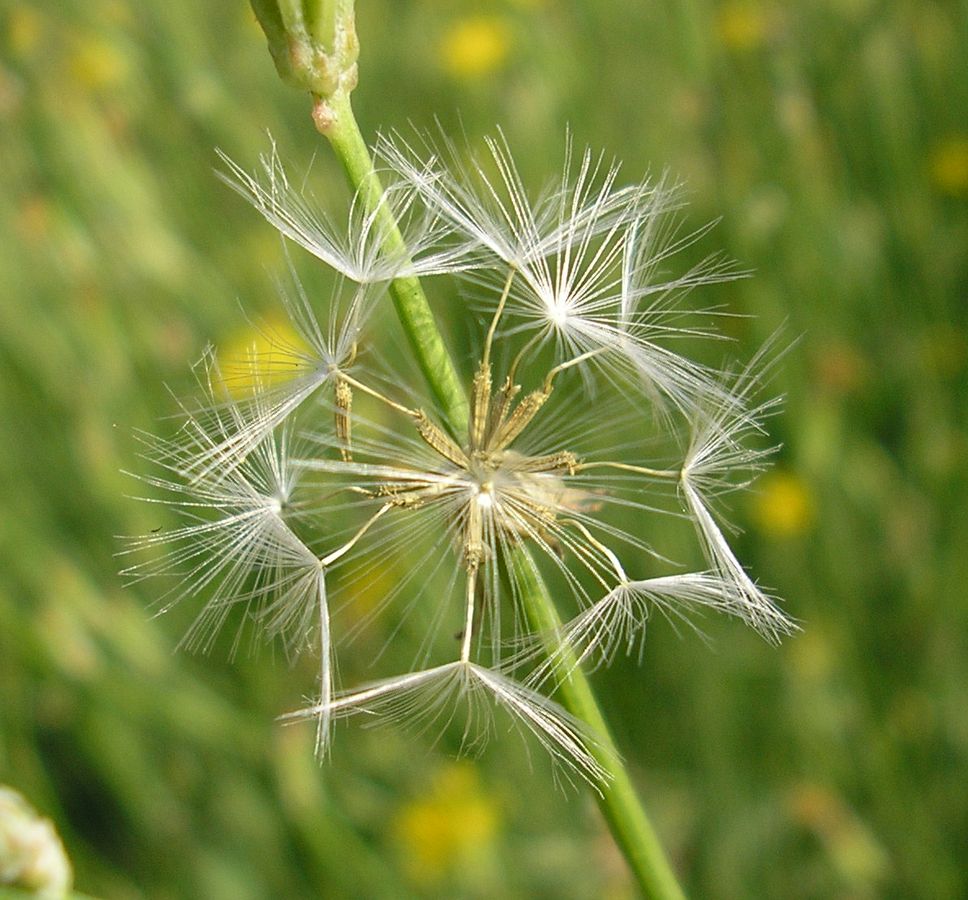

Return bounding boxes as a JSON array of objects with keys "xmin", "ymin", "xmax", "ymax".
[{"xmin": 130, "ymin": 128, "xmax": 795, "ymax": 782}]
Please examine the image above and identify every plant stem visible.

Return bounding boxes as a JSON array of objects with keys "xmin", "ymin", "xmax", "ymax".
[
  {"xmin": 317, "ymin": 91, "xmax": 685, "ymax": 900},
  {"xmin": 318, "ymin": 91, "xmax": 470, "ymax": 436},
  {"xmin": 511, "ymin": 549, "xmax": 686, "ymax": 900}
]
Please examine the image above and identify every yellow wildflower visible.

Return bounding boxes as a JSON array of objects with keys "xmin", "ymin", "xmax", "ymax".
[
  {"xmin": 69, "ymin": 35, "xmax": 128, "ymax": 90},
  {"xmin": 751, "ymin": 470, "xmax": 815, "ymax": 538},
  {"xmin": 929, "ymin": 136, "xmax": 968, "ymax": 196},
  {"xmin": 440, "ymin": 16, "xmax": 512, "ymax": 79},
  {"xmin": 715, "ymin": 3, "xmax": 770, "ymax": 51},
  {"xmin": 216, "ymin": 317, "xmax": 309, "ymax": 398},
  {"xmin": 7, "ymin": 7, "xmax": 44, "ymax": 59},
  {"xmin": 392, "ymin": 761, "xmax": 500, "ymax": 886}
]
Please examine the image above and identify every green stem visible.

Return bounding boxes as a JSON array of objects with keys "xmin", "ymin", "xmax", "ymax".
[
  {"xmin": 318, "ymin": 90, "xmax": 469, "ymax": 437},
  {"xmin": 511, "ymin": 549, "xmax": 686, "ymax": 900},
  {"xmin": 315, "ymin": 80, "xmax": 684, "ymax": 900}
]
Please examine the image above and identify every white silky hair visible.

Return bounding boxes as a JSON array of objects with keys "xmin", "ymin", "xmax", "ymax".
[
  {"xmin": 129, "ymin": 131, "xmax": 796, "ymax": 781},
  {"xmin": 217, "ymin": 140, "xmax": 478, "ymax": 284},
  {"xmin": 376, "ymin": 129, "xmax": 748, "ymax": 414}
]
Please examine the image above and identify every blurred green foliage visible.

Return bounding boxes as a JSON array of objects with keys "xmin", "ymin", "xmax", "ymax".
[{"xmin": 1, "ymin": 0, "xmax": 966, "ymax": 897}]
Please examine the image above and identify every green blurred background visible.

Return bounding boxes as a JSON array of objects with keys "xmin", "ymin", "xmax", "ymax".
[{"xmin": 1, "ymin": 0, "xmax": 966, "ymax": 897}]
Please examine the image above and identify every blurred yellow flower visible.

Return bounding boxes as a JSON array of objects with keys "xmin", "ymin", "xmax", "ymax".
[
  {"xmin": 392, "ymin": 761, "xmax": 500, "ymax": 886},
  {"xmin": 7, "ymin": 7, "xmax": 44, "ymax": 59},
  {"xmin": 216, "ymin": 317, "xmax": 309, "ymax": 398},
  {"xmin": 69, "ymin": 35, "xmax": 128, "ymax": 90},
  {"xmin": 715, "ymin": 3, "xmax": 770, "ymax": 51},
  {"xmin": 929, "ymin": 136, "xmax": 968, "ymax": 196},
  {"xmin": 751, "ymin": 470, "xmax": 815, "ymax": 538},
  {"xmin": 440, "ymin": 16, "xmax": 512, "ymax": 79}
]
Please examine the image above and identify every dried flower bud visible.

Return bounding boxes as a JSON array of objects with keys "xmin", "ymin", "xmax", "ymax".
[
  {"xmin": 250, "ymin": 0, "xmax": 359, "ymax": 100},
  {"xmin": 0, "ymin": 787, "xmax": 72, "ymax": 898}
]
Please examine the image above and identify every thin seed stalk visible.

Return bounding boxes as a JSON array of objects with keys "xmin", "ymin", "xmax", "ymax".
[
  {"xmin": 510, "ymin": 549, "xmax": 686, "ymax": 900},
  {"xmin": 318, "ymin": 93, "xmax": 685, "ymax": 900},
  {"xmin": 318, "ymin": 90, "xmax": 470, "ymax": 436}
]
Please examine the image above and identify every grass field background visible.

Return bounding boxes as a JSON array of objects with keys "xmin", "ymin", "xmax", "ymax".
[{"xmin": 1, "ymin": 1, "xmax": 966, "ymax": 897}]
